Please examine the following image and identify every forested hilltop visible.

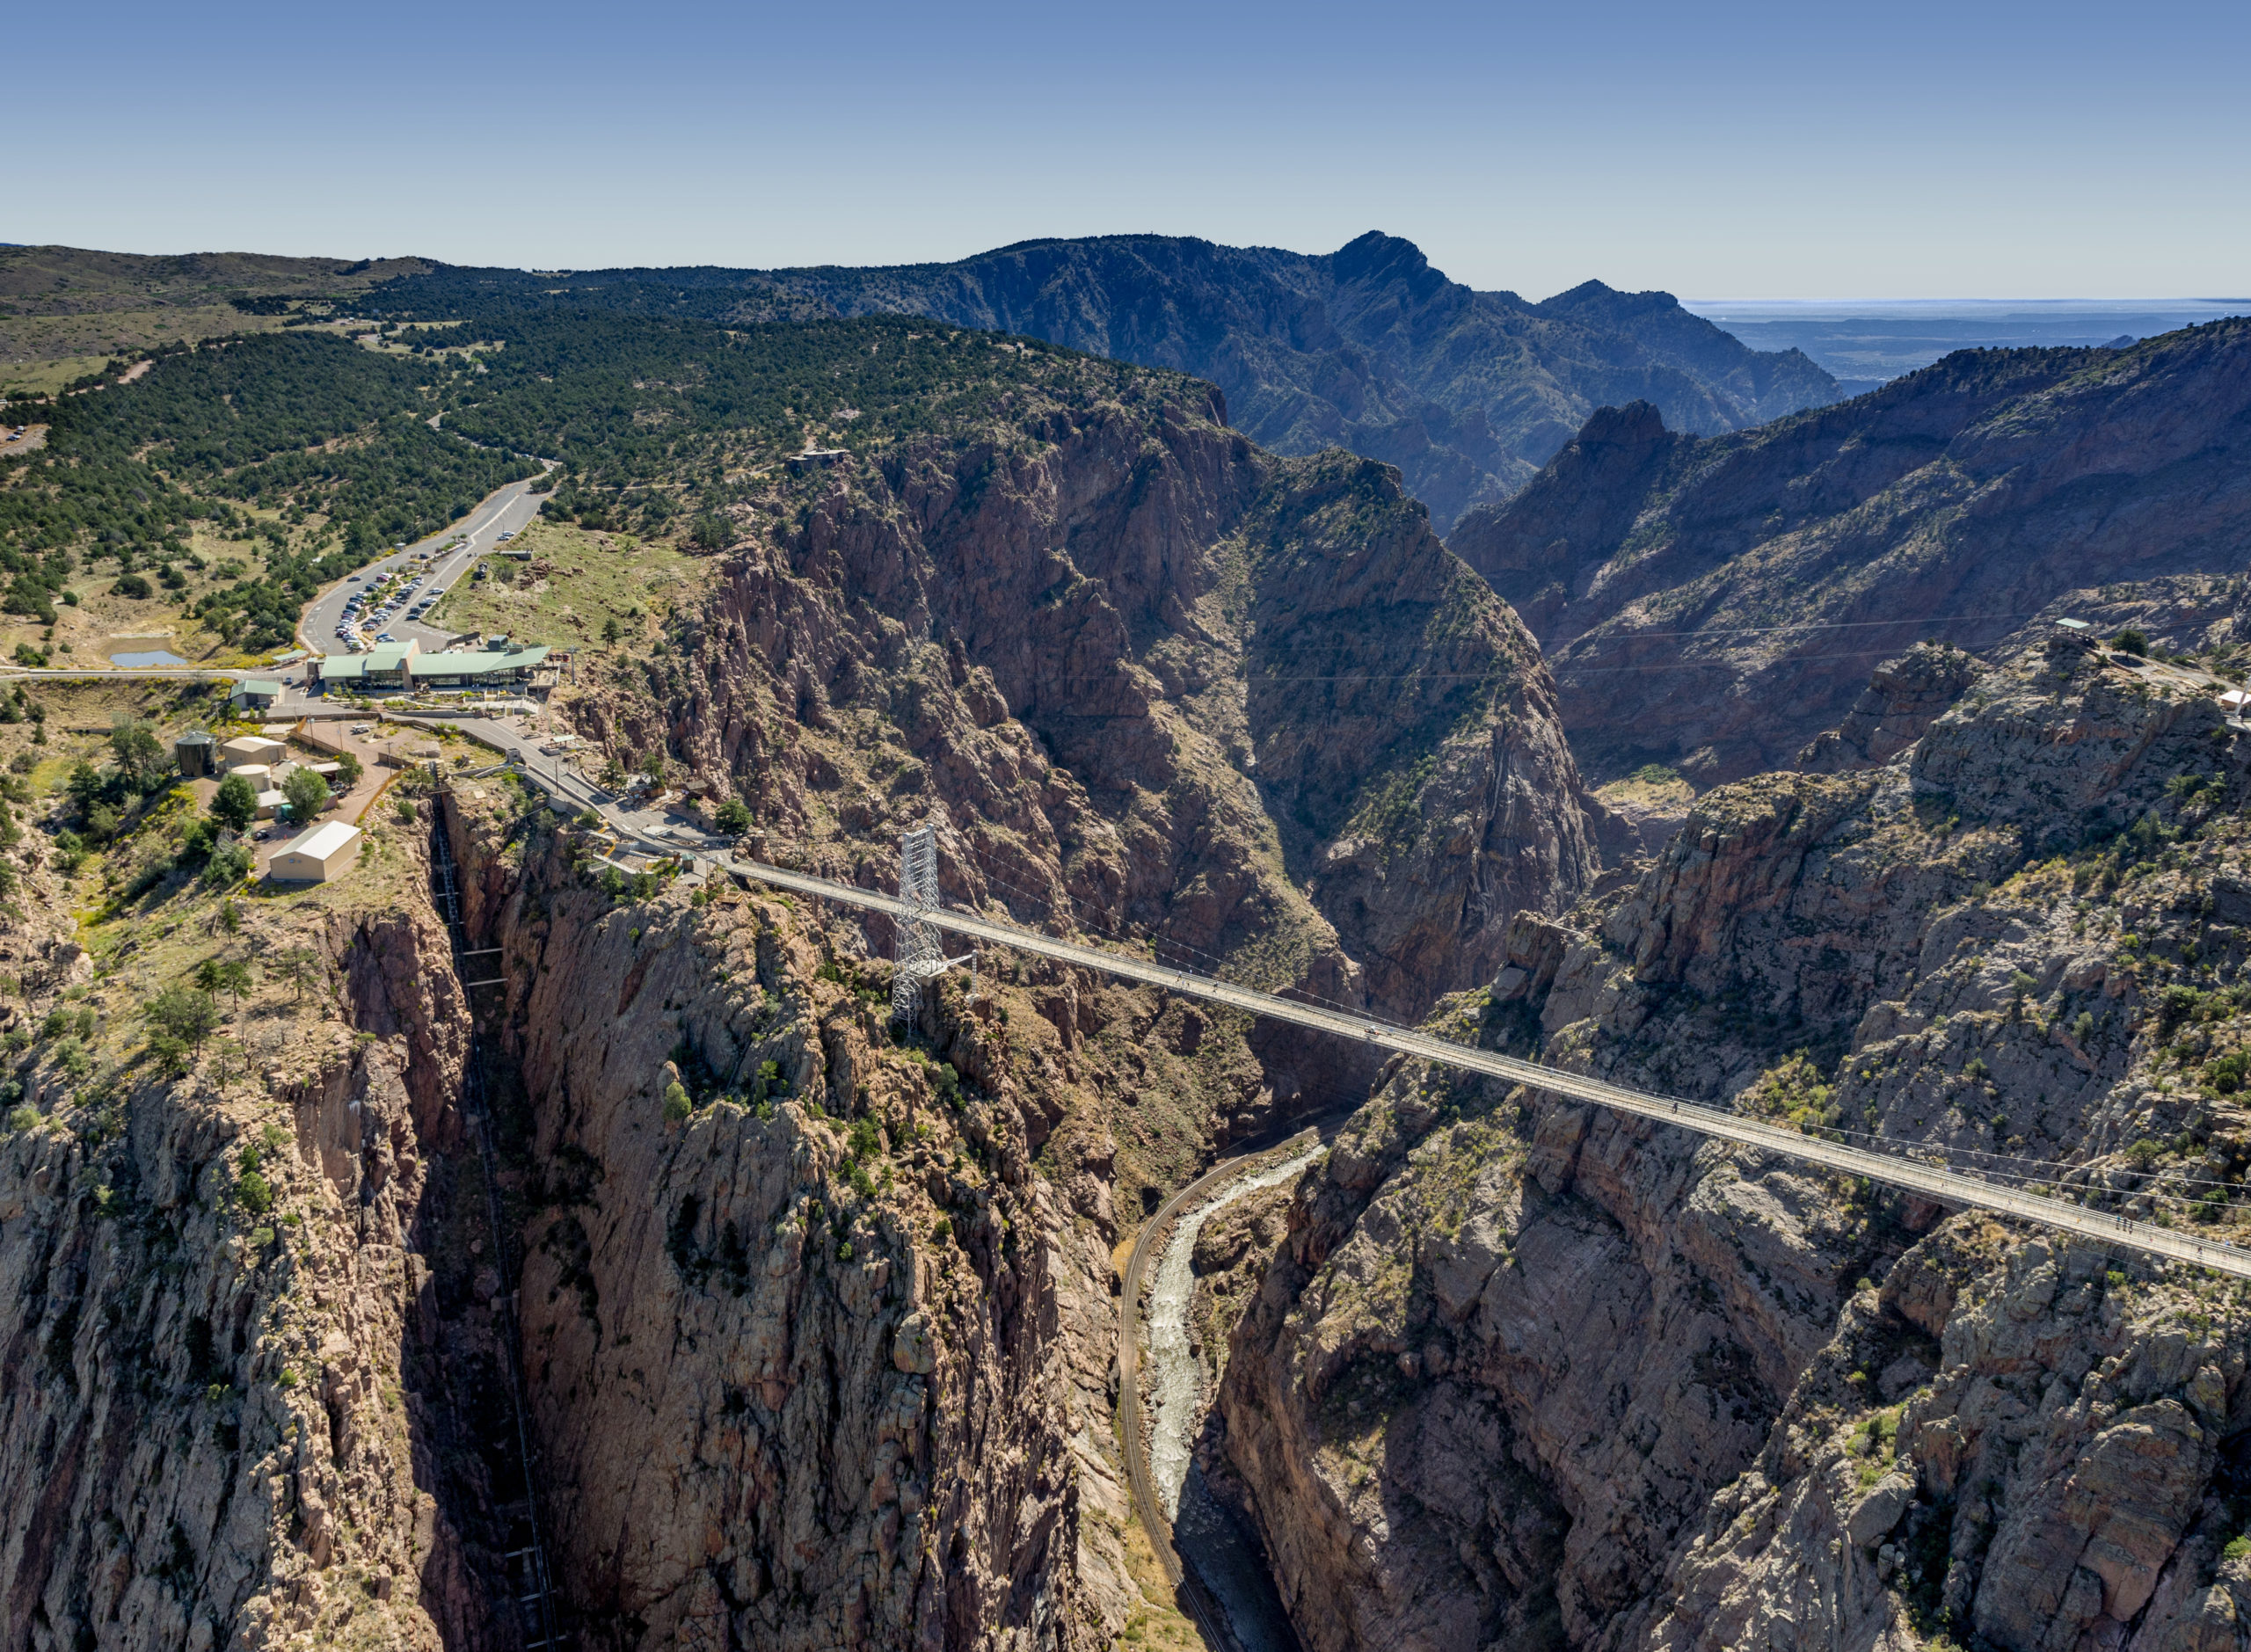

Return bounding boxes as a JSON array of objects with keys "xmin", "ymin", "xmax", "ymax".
[
  {"xmin": 0, "ymin": 302, "xmax": 1222, "ymax": 664},
  {"xmin": 346, "ymin": 231, "xmax": 1845, "ymax": 528}
]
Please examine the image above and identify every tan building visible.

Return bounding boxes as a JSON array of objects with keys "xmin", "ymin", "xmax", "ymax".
[
  {"xmin": 221, "ymin": 736, "xmax": 287, "ymax": 771},
  {"xmin": 271, "ymin": 821, "xmax": 363, "ymax": 883},
  {"xmin": 229, "ymin": 764, "xmax": 273, "ymax": 791}
]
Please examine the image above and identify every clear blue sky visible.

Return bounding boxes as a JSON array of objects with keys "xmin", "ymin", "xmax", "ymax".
[{"xmin": 13, "ymin": 0, "xmax": 2247, "ymax": 299}]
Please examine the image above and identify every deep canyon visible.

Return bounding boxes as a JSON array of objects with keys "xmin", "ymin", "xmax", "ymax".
[{"xmin": 4, "ymin": 285, "xmax": 2251, "ymax": 1652}]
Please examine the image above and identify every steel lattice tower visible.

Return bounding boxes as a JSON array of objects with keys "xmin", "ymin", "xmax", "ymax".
[{"xmin": 891, "ymin": 826, "xmax": 946, "ymax": 1024}]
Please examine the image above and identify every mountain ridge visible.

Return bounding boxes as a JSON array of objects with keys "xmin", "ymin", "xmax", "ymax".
[
  {"xmin": 335, "ymin": 230, "xmax": 1844, "ymax": 528},
  {"xmin": 1448, "ymin": 317, "xmax": 2251, "ymax": 782}
]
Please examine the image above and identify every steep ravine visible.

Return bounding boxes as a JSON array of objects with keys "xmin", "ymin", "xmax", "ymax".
[
  {"xmin": 441, "ymin": 782, "xmax": 1187, "ymax": 1648},
  {"xmin": 1143, "ymin": 1143, "xmax": 1327, "ymax": 1652},
  {"xmin": 1215, "ymin": 629, "xmax": 2251, "ymax": 1652},
  {"xmin": 0, "ymin": 797, "xmax": 557, "ymax": 1650}
]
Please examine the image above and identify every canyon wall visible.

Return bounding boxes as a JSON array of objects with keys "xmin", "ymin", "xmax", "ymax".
[
  {"xmin": 0, "ymin": 806, "xmax": 532, "ymax": 1651},
  {"xmin": 1220, "ymin": 630, "xmax": 2251, "ymax": 1651},
  {"xmin": 1449, "ymin": 318, "xmax": 2251, "ymax": 782},
  {"xmin": 585, "ymin": 378, "xmax": 1596, "ymax": 1037}
]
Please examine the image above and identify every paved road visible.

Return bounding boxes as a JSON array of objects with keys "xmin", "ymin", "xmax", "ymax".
[
  {"xmin": 297, "ymin": 473, "xmax": 550, "ymax": 659},
  {"xmin": 711, "ymin": 857, "xmax": 2251, "ymax": 1284}
]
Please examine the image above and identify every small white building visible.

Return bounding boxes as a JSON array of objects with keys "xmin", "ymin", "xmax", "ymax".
[
  {"xmin": 221, "ymin": 736, "xmax": 287, "ymax": 771},
  {"xmin": 272, "ymin": 821, "xmax": 364, "ymax": 883},
  {"xmin": 229, "ymin": 764, "xmax": 273, "ymax": 791},
  {"xmin": 253, "ymin": 789, "xmax": 287, "ymax": 820}
]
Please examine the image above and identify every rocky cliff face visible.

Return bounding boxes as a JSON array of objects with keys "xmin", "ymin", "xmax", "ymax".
[
  {"xmin": 438, "ymin": 782, "xmax": 1208, "ymax": 1649},
  {"xmin": 1218, "ymin": 629, "xmax": 2251, "ymax": 1651},
  {"xmin": 0, "ymin": 793, "xmax": 540, "ymax": 1652},
  {"xmin": 581, "ymin": 372, "xmax": 1596, "ymax": 1039},
  {"xmin": 1448, "ymin": 318, "xmax": 2251, "ymax": 782}
]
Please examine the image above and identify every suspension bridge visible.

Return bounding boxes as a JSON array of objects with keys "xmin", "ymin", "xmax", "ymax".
[{"xmin": 724, "ymin": 834, "xmax": 2251, "ymax": 1284}]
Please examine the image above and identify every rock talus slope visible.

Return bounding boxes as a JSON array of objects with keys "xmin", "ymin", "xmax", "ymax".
[{"xmin": 1219, "ymin": 630, "xmax": 2251, "ymax": 1652}]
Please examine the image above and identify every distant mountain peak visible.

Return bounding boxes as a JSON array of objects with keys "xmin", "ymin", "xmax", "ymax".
[{"xmin": 357, "ymin": 233, "xmax": 1845, "ymax": 528}]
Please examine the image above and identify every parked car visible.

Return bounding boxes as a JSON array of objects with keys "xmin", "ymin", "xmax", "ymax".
[{"xmin": 376, "ymin": 632, "xmax": 396, "ymax": 643}]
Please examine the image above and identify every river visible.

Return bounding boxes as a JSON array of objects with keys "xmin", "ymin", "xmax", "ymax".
[{"xmin": 1145, "ymin": 1140, "xmax": 1325, "ymax": 1652}]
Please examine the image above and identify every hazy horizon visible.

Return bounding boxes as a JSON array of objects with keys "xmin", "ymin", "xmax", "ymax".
[{"xmin": 11, "ymin": 0, "xmax": 2249, "ymax": 302}]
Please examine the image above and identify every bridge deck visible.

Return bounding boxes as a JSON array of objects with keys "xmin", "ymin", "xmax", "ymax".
[{"xmin": 725, "ymin": 855, "xmax": 2251, "ymax": 1283}]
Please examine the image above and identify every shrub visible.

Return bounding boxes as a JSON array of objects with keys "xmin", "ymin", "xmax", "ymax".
[
  {"xmin": 714, "ymin": 798, "xmax": 753, "ymax": 834},
  {"xmin": 2225, "ymin": 1535, "xmax": 2251, "ymax": 1565},
  {"xmin": 203, "ymin": 842, "xmax": 253, "ymax": 887},
  {"xmin": 7, "ymin": 1105, "xmax": 39, "ymax": 1132},
  {"xmin": 112, "ymin": 572, "xmax": 153, "ymax": 600},
  {"xmin": 211, "ymin": 774, "xmax": 258, "ymax": 832},
  {"xmin": 2210, "ymin": 1052, "xmax": 2250, "ymax": 1095},
  {"xmin": 2111, "ymin": 629, "xmax": 2149, "ymax": 657},
  {"xmin": 50, "ymin": 830, "xmax": 85, "ymax": 877},
  {"xmin": 237, "ymin": 1169, "xmax": 273, "ymax": 1216},
  {"xmin": 662, "ymin": 1081, "xmax": 693, "ymax": 1124}
]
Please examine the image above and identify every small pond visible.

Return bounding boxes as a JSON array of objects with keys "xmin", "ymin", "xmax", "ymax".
[{"xmin": 110, "ymin": 651, "xmax": 189, "ymax": 668}]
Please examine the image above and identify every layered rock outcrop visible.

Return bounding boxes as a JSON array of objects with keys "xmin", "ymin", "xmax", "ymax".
[
  {"xmin": 586, "ymin": 374, "xmax": 1597, "ymax": 1036},
  {"xmin": 1219, "ymin": 630, "xmax": 2251, "ymax": 1650},
  {"xmin": 1449, "ymin": 318, "xmax": 2251, "ymax": 782}
]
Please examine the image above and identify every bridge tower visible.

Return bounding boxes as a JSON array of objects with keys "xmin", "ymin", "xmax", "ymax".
[{"xmin": 892, "ymin": 826, "xmax": 971, "ymax": 1023}]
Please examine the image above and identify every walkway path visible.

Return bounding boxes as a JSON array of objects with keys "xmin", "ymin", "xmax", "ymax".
[{"xmin": 710, "ymin": 857, "xmax": 2251, "ymax": 1284}]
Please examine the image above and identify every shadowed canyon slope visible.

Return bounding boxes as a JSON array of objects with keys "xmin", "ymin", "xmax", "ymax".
[
  {"xmin": 350, "ymin": 232, "xmax": 1842, "ymax": 531},
  {"xmin": 574, "ymin": 343, "xmax": 1599, "ymax": 1036},
  {"xmin": 1449, "ymin": 317, "xmax": 2251, "ymax": 782},
  {"xmin": 1216, "ymin": 627, "xmax": 2251, "ymax": 1652}
]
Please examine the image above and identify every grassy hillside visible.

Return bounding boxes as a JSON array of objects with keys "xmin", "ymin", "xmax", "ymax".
[
  {"xmin": 0, "ymin": 246, "xmax": 427, "ymax": 395},
  {"xmin": 0, "ymin": 331, "xmax": 537, "ymax": 665}
]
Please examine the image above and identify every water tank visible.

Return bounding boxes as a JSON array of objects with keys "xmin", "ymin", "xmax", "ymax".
[{"xmin": 175, "ymin": 730, "xmax": 217, "ymax": 777}]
